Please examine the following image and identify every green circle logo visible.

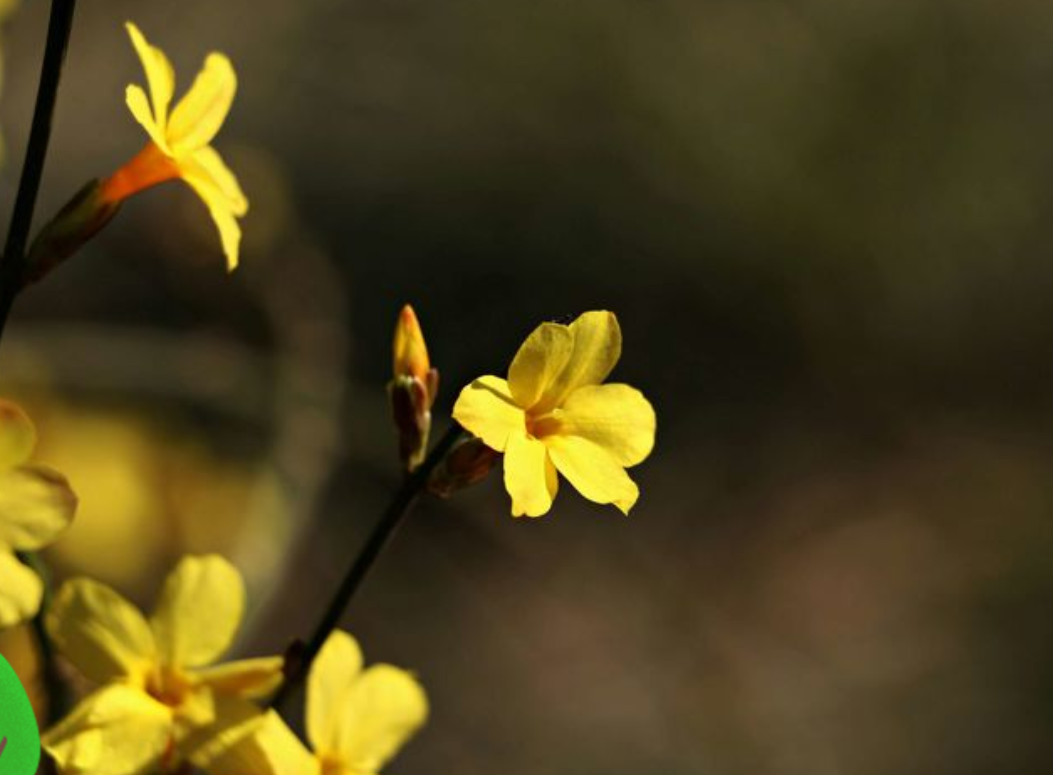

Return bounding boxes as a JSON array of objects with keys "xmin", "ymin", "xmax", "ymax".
[{"xmin": 0, "ymin": 653, "xmax": 40, "ymax": 775}]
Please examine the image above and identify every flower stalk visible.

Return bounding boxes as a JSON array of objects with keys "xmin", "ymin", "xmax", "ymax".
[
  {"xmin": 0, "ymin": 0, "xmax": 78, "ymax": 340},
  {"xmin": 270, "ymin": 423, "xmax": 463, "ymax": 712},
  {"xmin": 0, "ymin": 0, "xmax": 78, "ymax": 745}
]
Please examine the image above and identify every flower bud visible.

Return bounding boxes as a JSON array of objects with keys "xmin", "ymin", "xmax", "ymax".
[
  {"xmin": 427, "ymin": 434, "xmax": 500, "ymax": 497},
  {"xmin": 388, "ymin": 305, "xmax": 439, "ymax": 471},
  {"xmin": 393, "ymin": 305, "xmax": 431, "ymax": 383},
  {"xmin": 24, "ymin": 180, "xmax": 123, "ymax": 286}
]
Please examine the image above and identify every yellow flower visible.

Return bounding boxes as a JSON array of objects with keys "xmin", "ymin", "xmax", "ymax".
[
  {"xmin": 0, "ymin": 399, "xmax": 76, "ymax": 627},
  {"xmin": 99, "ymin": 22, "xmax": 248, "ymax": 270},
  {"xmin": 198, "ymin": 630, "xmax": 427, "ymax": 775},
  {"xmin": 452, "ymin": 310, "xmax": 656, "ymax": 517},
  {"xmin": 43, "ymin": 555, "xmax": 282, "ymax": 775}
]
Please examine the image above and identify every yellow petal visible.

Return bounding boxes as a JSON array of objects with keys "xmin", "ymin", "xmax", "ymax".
[
  {"xmin": 539, "ymin": 310, "xmax": 622, "ymax": 411},
  {"xmin": 507, "ymin": 322, "xmax": 573, "ymax": 410},
  {"xmin": 451, "ymin": 376, "xmax": 525, "ymax": 452},
  {"xmin": 0, "ymin": 550, "xmax": 43, "ymax": 628},
  {"xmin": 558, "ymin": 383, "xmax": 655, "ymax": 466},
  {"xmin": 0, "ymin": 465, "xmax": 76, "ymax": 550},
  {"xmin": 183, "ymin": 699, "xmax": 267, "ymax": 775},
  {"xmin": 307, "ymin": 630, "xmax": 363, "ymax": 754},
  {"xmin": 0, "ymin": 398, "xmax": 36, "ymax": 468},
  {"xmin": 562, "ymin": 310, "xmax": 622, "ymax": 391},
  {"xmin": 181, "ymin": 693, "xmax": 283, "ymax": 768},
  {"xmin": 42, "ymin": 684, "xmax": 172, "ymax": 775},
  {"xmin": 546, "ymin": 435, "xmax": 639, "ymax": 514},
  {"xmin": 182, "ymin": 145, "xmax": 249, "ymax": 216},
  {"xmin": 47, "ymin": 578, "xmax": 156, "ymax": 684},
  {"xmin": 331, "ymin": 664, "xmax": 428, "ymax": 773},
  {"xmin": 151, "ymin": 554, "xmax": 245, "ymax": 669},
  {"xmin": 168, "ymin": 53, "xmax": 236, "ymax": 154},
  {"xmin": 194, "ymin": 710, "xmax": 318, "ymax": 775},
  {"xmin": 172, "ymin": 685, "xmax": 218, "ymax": 732},
  {"xmin": 125, "ymin": 22, "xmax": 175, "ymax": 130},
  {"xmin": 178, "ymin": 161, "xmax": 243, "ymax": 271},
  {"xmin": 193, "ymin": 656, "xmax": 284, "ymax": 699},
  {"xmin": 503, "ymin": 430, "xmax": 558, "ymax": 517},
  {"xmin": 125, "ymin": 85, "xmax": 170, "ymax": 153}
]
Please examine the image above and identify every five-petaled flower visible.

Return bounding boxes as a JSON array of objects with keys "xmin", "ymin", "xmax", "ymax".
[
  {"xmin": 0, "ymin": 399, "xmax": 76, "ymax": 628},
  {"xmin": 453, "ymin": 310, "xmax": 656, "ymax": 517},
  {"xmin": 100, "ymin": 22, "xmax": 248, "ymax": 270},
  {"xmin": 198, "ymin": 630, "xmax": 427, "ymax": 775},
  {"xmin": 43, "ymin": 555, "xmax": 282, "ymax": 775}
]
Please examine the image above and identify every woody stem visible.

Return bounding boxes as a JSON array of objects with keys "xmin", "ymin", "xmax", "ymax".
[
  {"xmin": 0, "ymin": 0, "xmax": 79, "ymax": 742},
  {"xmin": 269, "ymin": 423, "xmax": 463, "ymax": 712},
  {"xmin": 0, "ymin": 0, "xmax": 78, "ymax": 338}
]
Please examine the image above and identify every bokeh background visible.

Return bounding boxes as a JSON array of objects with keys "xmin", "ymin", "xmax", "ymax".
[{"xmin": 3, "ymin": 0, "xmax": 1053, "ymax": 773}]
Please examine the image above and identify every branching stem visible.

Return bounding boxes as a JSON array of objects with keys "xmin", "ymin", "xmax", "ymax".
[{"xmin": 270, "ymin": 423, "xmax": 463, "ymax": 711}]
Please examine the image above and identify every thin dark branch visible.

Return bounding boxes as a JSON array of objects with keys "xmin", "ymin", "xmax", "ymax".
[
  {"xmin": 0, "ymin": 0, "xmax": 78, "ymax": 339},
  {"xmin": 270, "ymin": 423, "xmax": 464, "ymax": 712},
  {"xmin": 0, "ymin": 0, "xmax": 79, "ymax": 743},
  {"xmin": 16, "ymin": 551, "xmax": 70, "ymax": 726}
]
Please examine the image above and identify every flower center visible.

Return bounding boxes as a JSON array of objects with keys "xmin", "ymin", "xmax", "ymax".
[
  {"xmin": 320, "ymin": 755, "xmax": 350, "ymax": 775},
  {"xmin": 145, "ymin": 665, "xmax": 192, "ymax": 708},
  {"xmin": 525, "ymin": 411, "xmax": 561, "ymax": 440}
]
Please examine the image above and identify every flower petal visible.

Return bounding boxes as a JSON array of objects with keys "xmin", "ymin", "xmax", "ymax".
[
  {"xmin": 307, "ymin": 630, "xmax": 363, "ymax": 755},
  {"xmin": 542, "ymin": 310, "xmax": 622, "ymax": 410},
  {"xmin": 451, "ymin": 376, "xmax": 525, "ymax": 452},
  {"xmin": 559, "ymin": 383, "xmax": 656, "ymax": 466},
  {"xmin": 194, "ymin": 710, "xmax": 318, "ymax": 775},
  {"xmin": 0, "ymin": 399, "xmax": 36, "ymax": 468},
  {"xmin": 546, "ymin": 435, "xmax": 640, "ymax": 514},
  {"xmin": 42, "ymin": 684, "xmax": 172, "ymax": 775},
  {"xmin": 0, "ymin": 465, "xmax": 76, "ymax": 550},
  {"xmin": 507, "ymin": 322, "xmax": 574, "ymax": 410},
  {"xmin": 182, "ymin": 146, "xmax": 248, "ymax": 216},
  {"xmin": 332, "ymin": 664, "xmax": 428, "ymax": 773},
  {"xmin": 125, "ymin": 85, "xmax": 170, "ymax": 152},
  {"xmin": 503, "ymin": 430, "xmax": 558, "ymax": 517},
  {"xmin": 125, "ymin": 23, "xmax": 175, "ymax": 130},
  {"xmin": 0, "ymin": 550, "xmax": 42, "ymax": 628},
  {"xmin": 168, "ymin": 53, "xmax": 236, "ymax": 153},
  {"xmin": 150, "ymin": 554, "xmax": 245, "ymax": 669},
  {"xmin": 193, "ymin": 657, "xmax": 284, "ymax": 700},
  {"xmin": 47, "ymin": 578, "xmax": 156, "ymax": 684},
  {"xmin": 178, "ymin": 165, "xmax": 243, "ymax": 271}
]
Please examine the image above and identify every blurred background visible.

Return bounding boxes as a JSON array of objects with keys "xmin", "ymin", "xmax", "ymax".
[{"xmin": 2, "ymin": 0, "xmax": 1053, "ymax": 773}]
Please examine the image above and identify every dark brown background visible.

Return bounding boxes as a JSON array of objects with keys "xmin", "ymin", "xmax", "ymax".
[{"xmin": 2, "ymin": 1, "xmax": 1053, "ymax": 773}]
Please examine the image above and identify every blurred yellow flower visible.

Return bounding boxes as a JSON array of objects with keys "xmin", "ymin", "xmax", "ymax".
[
  {"xmin": 199, "ymin": 630, "xmax": 427, "ymax": 775},
  {"xmin": 99, "ymin": 22, "xmax": 248, "ymax": 270},
  {"xmin": 453, "ymin": 310, "xmax": 656, "ymax": 517},
  {"xmin": 43, "ymin": 555, "xmax": 282, "ymax": 775},
  {"xmin": 0, "ymin": 399, "xmax": 76, "ymax": 627}
]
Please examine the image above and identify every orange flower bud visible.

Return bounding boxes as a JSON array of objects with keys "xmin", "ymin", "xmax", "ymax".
[
  {"xmin": 388, "ymin": 304, "xmax": 440, "ymax": 472},
  {"xmin": 392, "ymin": 305, "xmax": 431, "ymax": 383}
]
